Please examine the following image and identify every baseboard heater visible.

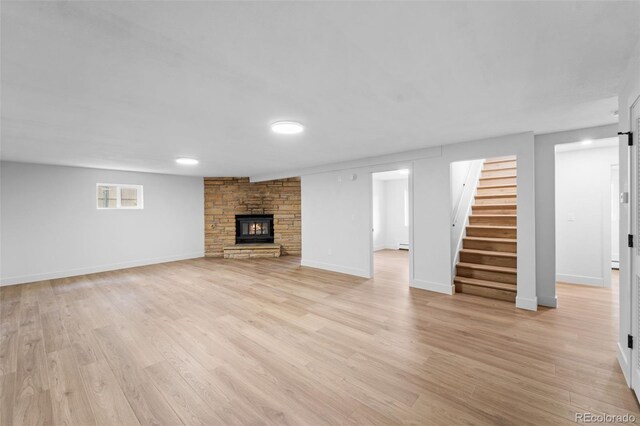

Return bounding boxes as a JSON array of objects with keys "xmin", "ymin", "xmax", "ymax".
[{"xmin": 398, "ymin": 243, "xmax": 409, "ymax": 251}]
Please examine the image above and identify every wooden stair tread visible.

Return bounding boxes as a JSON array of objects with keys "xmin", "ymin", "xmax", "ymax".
[
  {"xmin": 454, "ymin": 277, "xmax": 517, "ymax": 292},
  {"xmin": 460, "ymin": 249, "xmax": 517, "ymax": 258},
  {"xmin": 464, "ymin": 236, "xmax": 517, "ymax": 243},
  {"xmin": 477, "ymin": 183, "xmax": 517, "ymax": 189},
  {"xmin": 470, "ymin": 214, "xmax": 517, "ymax": 218},
  {"xmin": 456, "ymin": 155, "xmax": 518, "ymax": 302},
  {"xmin": 482, "ymin": 166, "xmax": 516, "ymax": 172},
  {"xmin": 467, "ymin": 225, "xmax": 516, "ymax": 230},
  {"xmin": 480, "ymin": 175, "xmax": 517, "ymax": 180},
  {"xmin": 483, "ymin": 162, "xmax": 517, "ymax": 170},
  {"xmin": 473, "ymin": 203, "xmax": 517, "ymax": 208},
  {"xmin": 478, "ymin": 185, "xmax": 517, "ymax": 190},
  {"xmin": 475, "ymin": 193, "xmax": 516, "ymax": 199},
  {"xmin": 456, "ymin": 262, "xmax": 517, "ymax": 274},
  {"xmin": 484, "ymin": 156, "xmax": 516, "ymax": 164}
]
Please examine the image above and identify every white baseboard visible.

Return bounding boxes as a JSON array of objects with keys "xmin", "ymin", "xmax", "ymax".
[
  {"xmin": 300, "ymin": 259, "xmax": 371, "ymax": 278},
  {"xmin": 374, "ymin": 243, "xmax": 405, "ymax": 251},
  {"xmin": 537, "ymin": 295, "xmax": 558, "ymax": 308},
  {"xmin": 556, "ymin": 273, "xmax": 603, "ymax": 287},
  {"xmin": 374, "ymin": 244, "xmax": 396, "ymax": 251},
  {"xmin": 410, "ymin": 278, "xmax": 454, "ymax": 295},
  {"xmin": 516, "ymin": 295, "xmax": 538, "ymax": 311},
  {"xmin": 0, "ymin": 252, "xmax": 205, "ymax": 286},
  {"xmin": 617, "ymin": 341, "xmax": 631, "ymax": 387}
]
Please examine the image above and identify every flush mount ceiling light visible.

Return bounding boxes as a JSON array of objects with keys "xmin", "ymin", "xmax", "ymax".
[
  {"xmin": 398, "ymin": 169, "xmax": 410, "ymax": 175},
  {"xmin": 176, "ymin": 158, "xmax": 199, "ymax": 165},
  {"xmin": 581, "ymin": 139, "xmax": 593, "ymax": 146},
  {"xmin": 271, "ymin": 121, "xmax": 304, "ymax": 135}
]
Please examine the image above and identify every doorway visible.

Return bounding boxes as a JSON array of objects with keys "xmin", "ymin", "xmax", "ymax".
[
  {"xmin": 450, "ymin": 156, "xmax": 518, "ymax": 301},
  {"xmin": 554, "ymin": 138, "xmax": 620, "ymax": 289},
  {"xmin": 371, "ymin": 169, "xmax": 410, "ymax": 281}
]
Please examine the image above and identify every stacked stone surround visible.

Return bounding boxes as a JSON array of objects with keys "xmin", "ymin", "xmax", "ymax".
[{"xmin": 204, "ymin": 177, "xmax": 301, "ymax": 257}]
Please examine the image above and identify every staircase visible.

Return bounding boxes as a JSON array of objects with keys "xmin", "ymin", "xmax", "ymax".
[{"xmin": 454, "ymin": 156, "xmax": 517, "ymax": 302}]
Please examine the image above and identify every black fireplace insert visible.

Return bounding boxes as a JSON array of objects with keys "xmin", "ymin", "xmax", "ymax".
[{"xmin": 235, "ymin": 214, "xmax": 274, "ymax": 244}]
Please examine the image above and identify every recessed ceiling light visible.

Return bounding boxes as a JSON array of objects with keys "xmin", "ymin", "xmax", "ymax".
[
  {"xmin": 398, "ymin": 169, "xmax": 410, "ymax": 175},
  {"xmin": 271, "ymin": 121, "xmax": 304, "ymax": 135},
  {"xmin": 176, "ymin": 158, "xmax": 199, "ymax": 165},
  {"xmin": 581, "ymin": 139, "xmax": 593, "ymax": 146}
]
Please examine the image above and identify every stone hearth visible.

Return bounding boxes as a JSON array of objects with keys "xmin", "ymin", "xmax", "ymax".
[{"xmin": 223, "ymin": 243, "xmax": 281, "ymax": 259}]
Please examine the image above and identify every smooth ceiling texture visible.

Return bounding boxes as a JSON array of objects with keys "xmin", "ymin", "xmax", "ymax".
[{"xmin": 1, "ymin": 1, "xmax": 638, "ymax": 176}]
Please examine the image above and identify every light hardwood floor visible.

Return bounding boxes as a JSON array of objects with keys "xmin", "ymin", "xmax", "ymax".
[{"xmin": 1, "ymin": 250, "xmax": 638, "ymax": 425}]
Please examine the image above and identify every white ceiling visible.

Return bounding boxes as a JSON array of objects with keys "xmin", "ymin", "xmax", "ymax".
[{"xmin": 1, "ymin": 1, "xmax": 638, "ymax": 177}]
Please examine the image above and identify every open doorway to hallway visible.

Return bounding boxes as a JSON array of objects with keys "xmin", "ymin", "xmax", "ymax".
[
  {"xmin": 554, "ymin": 137, "xmax": 620, "ymax": 294},
  {"xmin": 371, "ymin": 169, "xmax": 410, "ymax": 280}
]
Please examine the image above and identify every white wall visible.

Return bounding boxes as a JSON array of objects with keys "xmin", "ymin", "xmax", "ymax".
[
  {"xmin": 301, "ymin": 170, "xmax": 374, "ymax": 277},
  {"xmin": 372, "ymin": 179, "xmax": 386, "ymax": 250},
  {"xmin": 1, "ymin": 162, "xmax": 204, "ymax": 285},
  {"xmin": 383, "ymin": 179, "xmax": 409, "ymax": 249},
  {"xmin": 555, "ymin": 145, "xmax": 618, "ymax": 287},
  {"xmin": 612, "ymin": 165, "xmax": 620, "ymax": 268},
  {"xmin": 450, "ymin": 159, "xmax": 483, "ymax": 266},
  {"xmin": 450, "ymin": 160, "xmax": 472, "ymax": 211},
  {"xmin": 373, "ymin": 178, "xmax": 409, "ymax": 250},
  {"xmin": 411, "ymin": 157, "xmax": 454, "ymax": 294},
  {"xmin": 372, "ymin": 177, "xmax": 409, "ymax": 251}
]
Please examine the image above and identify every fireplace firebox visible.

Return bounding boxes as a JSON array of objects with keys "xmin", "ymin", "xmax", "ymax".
[{"xmin": 235, "ymin": 214, "xmax": 274, "ymax": 244}]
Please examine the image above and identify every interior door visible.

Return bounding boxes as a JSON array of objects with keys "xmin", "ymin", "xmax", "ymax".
[{"xmin": 630, "ymin": 96, "xmax": 640, "ymax": 398}]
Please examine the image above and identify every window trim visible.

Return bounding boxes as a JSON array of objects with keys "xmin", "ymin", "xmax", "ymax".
[{"xmin": 96, "ymin": 183, "xmax": 144, "ymax": 210}]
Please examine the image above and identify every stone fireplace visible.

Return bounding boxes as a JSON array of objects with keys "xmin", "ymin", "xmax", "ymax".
[{"xmin": 204, "ymin": 177, "xmax": 301, "ymax": 258}]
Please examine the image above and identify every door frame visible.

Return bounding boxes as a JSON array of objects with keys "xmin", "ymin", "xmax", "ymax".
[
  {"xmin": 553, "ymin": 139, "xmax": 620, "ymax": 290},
  {"xmin": 369, "ymin": 163, "xmax": 414, "ymax": 280},
  {"xmin": 628, "ymin": 94, "xmax": 640, "ymax": 396}
]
